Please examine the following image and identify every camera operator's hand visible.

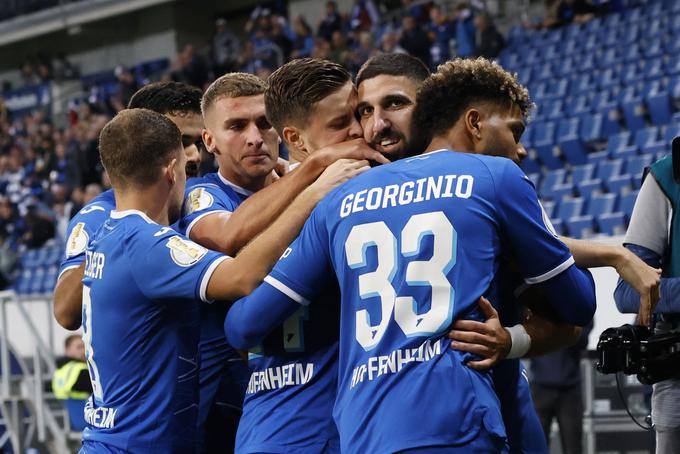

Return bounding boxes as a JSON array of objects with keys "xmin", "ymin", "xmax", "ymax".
[{"xmin": 615, "ymin": 247, "xmax": 661, "ymax": 326}]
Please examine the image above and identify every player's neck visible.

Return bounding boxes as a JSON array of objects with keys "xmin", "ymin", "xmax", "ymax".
[
  {"xmin": 289, "ymin": 148, "xmax": 308, "ymax": 165},
  {"xmin": 114, "ymin": 188, "xmax": 170, "ymax": 226},
  {"xmin": 218, "ymin": 167, "xmax": 266, "ymax": 193},
  {"xmin": 425, "ymin": 128, "xmax": 471, "ymax": 154}
]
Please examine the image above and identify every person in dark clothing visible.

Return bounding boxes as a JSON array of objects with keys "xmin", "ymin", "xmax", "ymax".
[
  {"xmin": 557, "ymin": 0, "xmax": 597, "ymax": 25},
  {"xmin": 474, "ymin": 12, "xmax": 505, "ymax": 59},
  {"xmin": 530, "ymin": 321, "xmax": 593, "ymax": 454},
  {"xmin": 318, "ymin": 1, "xmax": 342, "ymax": 41},
  {"xmin": 399, "ymin": 14, "xmax": 432, "ymax": 68}
]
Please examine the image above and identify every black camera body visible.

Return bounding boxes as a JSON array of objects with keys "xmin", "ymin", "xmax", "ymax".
[{"xmin": 596, "ymin": 324, "xmax": 680, "ymax": 385}]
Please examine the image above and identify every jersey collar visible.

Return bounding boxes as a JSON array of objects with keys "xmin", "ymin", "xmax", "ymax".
[
  {"xmin": 110, "ymin": 209, "xmax": 156, "ymax": 224},
  {"xmin": 217, "ymin": 172, "xmax": 254, "ymax": 197}
]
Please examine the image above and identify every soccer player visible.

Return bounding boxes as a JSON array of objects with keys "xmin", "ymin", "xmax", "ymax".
[
  {"xmin": 176, "ymin": 72, "xmax": 385, "ymax": 452},
  {"xmin": 355, "ymin": 53, "xmax": 661, "ymax": 453},
  {"xmin": 80, "ymin": 108, "xmax": 364, "ymax": 453},
  {"xmin": 54, "ymin": 81, "xmax": 207, "ymax": 331},
  {"xmin": 225, "ymin": 58, "xmax": 597, "ymax": 452},
  {"xmin": 221, "ymin": 58, "xmax": 364, "ymax": 454}
]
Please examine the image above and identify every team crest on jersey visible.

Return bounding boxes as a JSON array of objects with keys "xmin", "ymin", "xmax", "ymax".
[
  {"xmin": 185, "ymin": 188, "xmax": 214, "ymax": 215},
  {"xmin": 66, "ymin": 222, "xmax": 89, "ymax": 257},
  {"xmin": 166, "ymin": 236, "xmax": 208, "ymax": 266}
]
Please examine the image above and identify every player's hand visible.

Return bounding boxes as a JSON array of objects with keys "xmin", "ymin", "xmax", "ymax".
[
  {"xmin": 615, "ymin": 247, "xmax": 661, "ymax": 327},
  {"xmin": 309, "ymin": 138, "xmax": 389, "ymax": 172},
  {"xmin": 447, "ymin": 296, "xmax": 511, "ymax": 371},
  {"xmin": 274, "ymin": 157, "xmax": 289, "ymax": 177},
  {"xmin": 308, "ymin": 158, "xmax": 370, "ymax": 200}
]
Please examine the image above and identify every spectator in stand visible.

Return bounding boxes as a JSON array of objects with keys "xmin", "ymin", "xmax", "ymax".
[
  {"xmin": 345, "ymin": 31, "xmax": 377, "ymax": 75},
  {"xmin": 557, "ymin": 0, "xmax": 597, "ymax": 25},
  {"xmin": 291, "ymin": 15, "xmax": 315, "ymax": 58},
  {"xmin": 530, "ymin": 322, "xmax": 593, "ymax": 454},
  {"xmin": 318, "ymin": 1, "xmax": 342, "ymax": 41},
  {"xmin": 329, "ymin": 30, "xmax": 351, "ymax": 65},
  {"xmin": 171, "ymin": 44, "xmax": 210, "ymax": 89},
  {"xmin": 379, "ymin": 30, "xmax": 407, "ymax": 54},
  {"xmin": 350, "ymin": 0, "xmax": 379, "ymax": 32},
  {"xmin": 399, "ymin": 14, "xmax": 432, "ymax": 68},
  {"xmin": 52, "ymin": 335, "xmax": 92, "ymax": 431},
  {"xmin": 114, "ymin": 66, "xmax": 139, "ymax": 110},
  {"xmin": 270, "ymin": 15, "xmax": 293, "ymax": 61},
  {"xmin": 428, "ymin": 4, "xmax": 456, "ymax": 67},
  {"xmin": 400, "ymin": 0, "xmax": 429, "ymax": 24},
  {"xmin": 212, "ymin": 18, "xmax": 241, "ymax": 77},
  {"xmin": 474, "ymin": 11, "xmax": 505, "ymax": 58},
  {"xmin": 453, "ymin": 2, "xmax": 476, "ymax": 58}
]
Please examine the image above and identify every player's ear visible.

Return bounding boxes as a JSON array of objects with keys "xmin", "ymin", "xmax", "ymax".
[
  {"xmin": 165, "ymin": 157, "xmax": 178, "ymax": 186},
  {"xmin": 202, "ymin": 128, "xmax": 219, "ymax": 155},
  {"xmin": 282, "ymin": 126, "xmax": 305, "ymax": 153},
  {"xmin": 464, "ymin": 108, "xmax": 483, "ymax": 143}
]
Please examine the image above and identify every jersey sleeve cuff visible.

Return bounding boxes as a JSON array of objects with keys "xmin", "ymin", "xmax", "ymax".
[
  {"xmin": 185, "ymin": 210, "xmax": 232, "ymax": 238},
  {"xmin": 57, "ymin": 263, "xmax": 82, "ymax": 280},
  {"xmin": 199, "ymin": 256, "xmax": 229, "ymax": 303},
  {"xmin": 263, "ymin": 275, "xmax": 311, "ymax": 306},
  {"xmin": 524, "ymin": 256, "xmax": 575, "ymax": 284}
]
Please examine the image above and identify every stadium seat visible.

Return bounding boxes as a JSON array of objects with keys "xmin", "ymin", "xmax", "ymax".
[
  {"xmin": 605, "ymin": 174, "xmax": 633, "ymax": 193},
  {"xmin": 625, "ymin": 154, "xmax": 654, "ymax": 180},
  {"xmin": 646, "ymin": 91, "xmax": 674, "ymax": 126},
  {"xmin": 634, "ymin": 126, "xmax": 665, "ymax": 155},
  {"xmin": 621, "ymin": 97, "xmax": 647, "ymax": 131},
  {"xmin": 586, "ymin": 150, "xmax": 611, "ymax": 164},
  {"xmin": 597, "ymin": 211, "xmax": 627, "ymax": 235},
  {"xmin": 532, "ymin": 121, "xmax": 563, "ymax": 170},
  {"xmin": 607, "ymin": 131, "xmax": 638, "ymax": 158},
  {"xmin": 567, "ymin": 193, "xmax": 617, "ymax": 238},
  {"xmin": 620, "ymin": 189, "xmax": 640, "ymax": 220},
  {"xmin": 539, "ymin": 168, "xmax": 567, "ymax": 199},
  {"xmin": 580, "ymin": 112, "xmax": 606, "ymax": 146},
  {"xmin": 557, "ymin": 118, "xmax": 589, "ymax": 165},
  {"xmin": 556, "ymin": 196, "xmax": 584, "ymax": 220}
]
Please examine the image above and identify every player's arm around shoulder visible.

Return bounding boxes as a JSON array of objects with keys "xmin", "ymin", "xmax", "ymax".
[
  {"xmin": 182, "ymin": 183, "xmax": 239, "ymax": 255},
  {"xmin": 206, "ymin": 159, "xmax": 370, "ymax": 301}
]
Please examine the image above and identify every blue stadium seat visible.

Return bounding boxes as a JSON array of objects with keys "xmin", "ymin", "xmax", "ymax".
[
  {"xmin": 597, "ymin": 212, "xmax": 626, "ymax": 235},
  {"xmin": 578, "ymin": 159, "xmax": 624, "ymax": 198},
  {"xmin": 605, "ymin": 174, "xmax": 633, "ymax": 194},
  {"xmin": 642, "ymin": 58, "xmax": 664, "ymax": 81},
  {"xmin": 622, "ymin": 44, "xmax": 642, "ymax": 63},
  {"xmin": 643, "ymin": 38, "xmax": 664, "ymax": 59},
  {"xmin": 620, "ymin": 189, "xmax": 640, "ymax": 220},
  {"xmin": 587, "ymin": 150, "xmax": 611, "ymax": 164},
  {"xmin": 567, "ymin": 193, "xmax": 617, "ymax": 238},
  {"xmin": 29, "ymin": 267, "xmax": 45, "ymax": 294},
  {"xmin": 580, "ymin": 112, "xmax": 606, "ymax": 145},
  {"xmin": 597, "ymin": 68, "xmax": 621, "ymax": 90},
  {"xmin": 539, "ymin": 168, "xmax": 567, "ymax": 199},
  {"xmin": 621, "ymin": 62, "xmax": 643, "ymax": 84},
  {"xmin": 634, "ymin": 126, "xmax": 666, "ymax": 155},
  {"xmin": 557, "ymin": 196, "xmax": 585, "ymax": 220},
  {"xmin": 532, "ymin": 121, "xmax": 563, "ymax": 170},
  {"xmin": 544, "ymin": 99, "xmax": 564, "ymax": 120},
  {"xmin": 621, "ymin": 97, "xmax": 647, "ymax": 131},
  {"xmin": 569, "ymin": 74, "xmax": 595, "ymax": 96},
  {"xmin": 646, "ymin": 91, "xmax": 674, "ymax": 126},
  {"xmin": 557, "ymin": 118, "xmax": 589, "ymax": 165},
  {"xmin": 607, "ymin": 131, "xmax": 638, "ymax": 158},
  {"xmin": 544, "ymin": 79, "xmax": 568, "ymax": 100},
  {"xmin": 520, "ymin": 155, "xmax": 542, "ymax": 174},
  {"xmin": 625, "ymin": 154, "xmax": 654, "ymax": 180},
  {"xmin": 572, "ymin": 163, "xmax": 596, "ymax": 185},
  {"xmin": 664, "ymin": 123, "xmax": 680, "ymax": 144}
]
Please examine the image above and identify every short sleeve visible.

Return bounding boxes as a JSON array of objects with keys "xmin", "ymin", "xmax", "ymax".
[
  {"xmin": 494, "ymin": 160, "xmax": 574, "ymax": 284},
  {"xmin": 58, "ymin": 205, "xmax": 111, "ymax": 278},
  {"xmin": 624, "ymin": 175, "xmax": 670, "ymax": 256},
  {"xmin": 178, "ymin": 184, "xmax": 240, "ymax": 236},
  {"xmin": 127, "ymin": 226, "xmax": 227, "ymax": 303},
  {"xmin": 266, "ymin": 206, "xmax": 333, "ymax": 304}
]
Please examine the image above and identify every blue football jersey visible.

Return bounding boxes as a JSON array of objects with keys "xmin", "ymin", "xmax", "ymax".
[
  {"xmin": 488, "ymin": 264, "xmax": 548, "ymax": 454},
  {"xmin": 261, "ymin": 151, "xmax": 576, "ymax": 452},
  {"xmin": 236, "ymin": 283, "xmax": 341, "ymax": 453},
  {"xmin": 176, "ymin": 172, "xmax": 251, "ymax": 433},
  {"xmin": 81, "ymin": 209, "xmax": 226, "ymax": 453},
  {"xmin": 59, "ymin": 189, "xmax": 116, "ymax": 277}
]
